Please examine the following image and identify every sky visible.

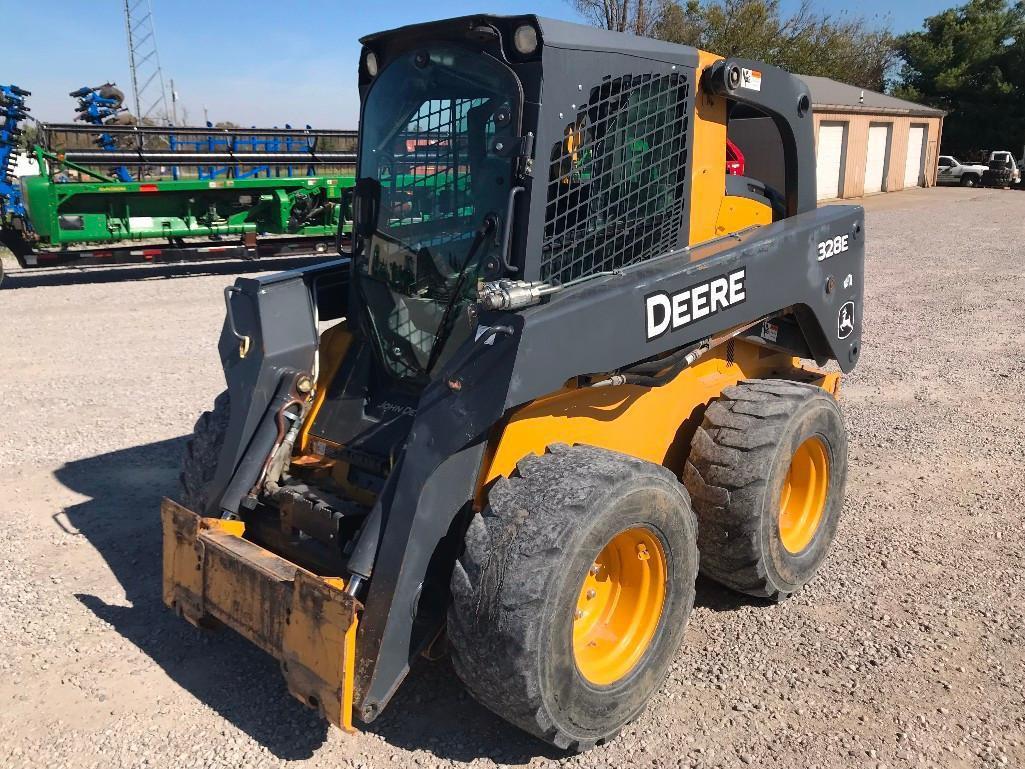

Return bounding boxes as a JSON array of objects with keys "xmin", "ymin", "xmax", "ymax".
[{"xmin": 4, "ymin": 0, "xmax": 950, "ymax": 129}]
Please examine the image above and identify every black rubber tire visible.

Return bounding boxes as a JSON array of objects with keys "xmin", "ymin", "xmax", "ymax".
[
  {"xmin": 179, "ymin": 390, "xmax": 231, "ymax": 515},
  {"xmin": 0, "ymin": 228, "xmax": 34, "ymax": 267},
  {"xmin": 960, "ymin": 174, "xmax": 979, "ymax": 187},
  {"xmin": 683, "ymin": 379, "xmax": 847, "ymax": 601},
  {"xmin": 97, "ymin": 84, "xmax": 125, "ymax": 107},
  {"xmin": 448, "ymin": 443, "xmax": 699, "ymax": 751}
]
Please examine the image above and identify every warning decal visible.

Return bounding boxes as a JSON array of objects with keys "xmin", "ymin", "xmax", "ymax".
[{"xmin": 740, "ymin": 68, "xmax": 762, "ymax": 91}]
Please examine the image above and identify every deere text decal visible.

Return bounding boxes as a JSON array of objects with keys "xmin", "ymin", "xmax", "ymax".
[{"xmin": 645, "ymin": 269, "xmax": 747, "ymax": 341}]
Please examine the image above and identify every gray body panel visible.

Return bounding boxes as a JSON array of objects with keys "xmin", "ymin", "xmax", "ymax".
[
  {"xmin": 707, "ymin": 58, "xmax": 817, "ymax": 215},
  {"xmin": 507, "ymin": 204, "xmax": 863, "ymax": 408},
  {"xmin": 355, "ymin": 200, "xmax": 863, "ymax": 714},
  {"xmin": 362, "ymin": 14, "xmax": 700, "ymax": 63},
  {"xmin": 524, "ymin": 44, "xmax": 698, "ymax": 281}
]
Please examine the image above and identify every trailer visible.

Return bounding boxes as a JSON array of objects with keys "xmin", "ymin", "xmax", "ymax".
[
  {"xmin": 0, "ymin": 84, "xmax": 357, "ymax": 275},
  {"xmin": 1, "ymin": 151, "xmax": 354, "ymax": 271}
]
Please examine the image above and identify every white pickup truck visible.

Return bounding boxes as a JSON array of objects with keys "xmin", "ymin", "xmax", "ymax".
[{"xmin": 937, "ymin": 155, "xmax": 989, "ymax": 187}]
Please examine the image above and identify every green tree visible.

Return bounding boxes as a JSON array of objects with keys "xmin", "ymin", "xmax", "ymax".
[
  {"xmin": 895, "ymin": 0, "xmax": 1025, "ymax": 155},
  {"xmin": 574, "ymin": 0, "xmax": 896, "ymax": 90},
  {"xmin": 17, "ymin": 123, "xmax": 40, "ymax": 152}
]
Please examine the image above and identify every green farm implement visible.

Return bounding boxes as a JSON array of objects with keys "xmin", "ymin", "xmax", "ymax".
[
  {"xmin": 1, "ymin": 92, "xmax": 357, "ymax": 272},
  {"xmin": 5, "ymin": 146, "xmax": 354, "ymax": 267}
]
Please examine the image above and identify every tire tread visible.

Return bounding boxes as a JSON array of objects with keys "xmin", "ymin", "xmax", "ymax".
[
  {"xmin": 179, "ymin": 390, "xmax": 230, "ymax": 515},
  {"xmin": 448, "ymin": 443, "xmax": 696, "ymax": 750},
  {"xmin": 684, "ymin": 379, "xmax": 835, "ymax": 599}
]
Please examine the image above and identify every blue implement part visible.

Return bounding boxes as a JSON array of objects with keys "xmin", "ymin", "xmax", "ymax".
[
  {"xmin": 70, "ymin": 84, "xmax": 134, "ymax": 182},
  {"xmin": 169, "ymin": 122, "xmax": 319, "ymax": 181},
  {"xmin": 1, "ymin": 84, "xmax": 32, "ymax": 221}
]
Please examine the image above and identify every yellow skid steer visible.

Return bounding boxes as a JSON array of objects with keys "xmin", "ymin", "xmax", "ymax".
[{"xmin": 164, "ymin": 13, "xmax": 863, "ymax": 750}]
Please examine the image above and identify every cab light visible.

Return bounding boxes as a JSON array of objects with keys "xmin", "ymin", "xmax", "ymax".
[{"xmin": 513, "ymin": 25, "xmax": 539, "ymax": 55}]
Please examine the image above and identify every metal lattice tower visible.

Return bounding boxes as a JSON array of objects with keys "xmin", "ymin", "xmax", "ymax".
[{"xmin": 123, "ymin": 0, "xmax": 171, "ymax": 124}]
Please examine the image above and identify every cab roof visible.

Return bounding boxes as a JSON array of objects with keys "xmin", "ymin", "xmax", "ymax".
[{"xmin": 361, "ymin": 14, "xmax": 701, "ymax": 65}]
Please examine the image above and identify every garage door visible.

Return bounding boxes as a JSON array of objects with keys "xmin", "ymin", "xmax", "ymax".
[
  {"xmin": 865, "ymin": 124, "xmax": 891, "ymax": 194},
  {"xmin": 816, "ymin": 122, "xmax": 846, "ymax": 200},
  {"xmin": 903, "ymin": 124, "xmax": 926, "ymax": 188}
]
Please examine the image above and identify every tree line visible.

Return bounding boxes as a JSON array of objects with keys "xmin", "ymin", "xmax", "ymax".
[{"xmin": 570, "ymin": 0, "xmax": 1025, "ymax": 155}]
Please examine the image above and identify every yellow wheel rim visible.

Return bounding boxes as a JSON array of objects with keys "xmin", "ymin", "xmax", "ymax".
[
  {"xmin": 778, "ymin": 436, "xmax": 830, "ymax": 554},
  {"xmin": 572, "ymin": 527, "xmax": 667, "ymax": 686}
]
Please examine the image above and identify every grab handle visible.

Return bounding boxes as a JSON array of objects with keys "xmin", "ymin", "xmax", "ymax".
[{"xmin": 223, "ymin": 286, "xmax": 251, "ymax": 359}]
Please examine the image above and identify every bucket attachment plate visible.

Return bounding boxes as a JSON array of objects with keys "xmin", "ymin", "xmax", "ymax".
[{"xmin": 161, "ymin": 498, "xmax": 359, "ymax": 730}]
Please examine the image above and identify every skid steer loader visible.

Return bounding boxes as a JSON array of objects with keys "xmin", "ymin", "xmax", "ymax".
[{"xmin": 163, "ymin": 14, "xmax": 863, "ymax": 750}]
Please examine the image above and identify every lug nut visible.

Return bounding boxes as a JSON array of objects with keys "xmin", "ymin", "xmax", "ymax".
[
  {"xmin": 589, "ymin": 564, "xmax": 600, "ymax": 576},
  {"xmin": 586, "ymin": 589, "xmax": 596, "ymax": 600},
  {"xmin": 296, "ymin": 375, "xmax": 314, "ymax": 394},
  {"xmin": 574, "ymin": 610, "xmax": 584, "ymax": 620}
]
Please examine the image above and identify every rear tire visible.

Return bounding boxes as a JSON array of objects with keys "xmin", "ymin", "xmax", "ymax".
[
  {"xmin": 683, "ymin": 379, "xmax": 847, "ymax": 600},
  {"xmin": 960, "ymin": 174, "xmax": 979, "ymax": 187},
  {"xmin": 179, "ymin": 390, "xmax": 230, "ymax": 515},
  {"xmin": 0, "ymin": 228, "xmax": 34, "ymax": 268},
  {"xmin": 448, "ymin": 444, "xmax": 698, "ymax": 750}
]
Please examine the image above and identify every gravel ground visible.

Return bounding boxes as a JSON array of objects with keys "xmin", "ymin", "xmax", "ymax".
[{"xmin": 1, "ymin": 186, "xmax": 1023, "ymax": 769}]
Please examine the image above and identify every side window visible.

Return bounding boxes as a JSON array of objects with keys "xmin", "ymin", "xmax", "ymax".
[{"xmin": 541, "ymin": 71, "xmax": 692, "ymax": 284}]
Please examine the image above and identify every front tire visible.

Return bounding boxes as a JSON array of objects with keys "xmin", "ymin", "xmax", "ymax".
[
  {"xmin": 684, "ymin": 379, "xmax": 847, "ymax": 600},
  {"xmin": 448, "ymin": 444, "xmax": 698, "ymax": 750},
  {"xmin": 179, "ymin": 390, "xmax": 230, "ymax": 515}
]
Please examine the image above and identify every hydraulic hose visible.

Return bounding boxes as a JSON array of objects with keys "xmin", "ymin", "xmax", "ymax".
[
  {"xmin": 589, "ymin": 341, "xmax": 710, "ymax": 389},
  {"xmin": 621, "ymin": 341, "xmax": 705, "ymax": 376}
]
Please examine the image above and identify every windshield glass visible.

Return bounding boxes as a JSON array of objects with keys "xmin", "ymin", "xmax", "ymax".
[{"xmin": 356, "ymin": 45, "xmax": 521, "ymax": 381}]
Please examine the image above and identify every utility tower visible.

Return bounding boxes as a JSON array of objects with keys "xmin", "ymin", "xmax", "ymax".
[{"xmin": 123, "ymin": 0, "xmax": 171, "ymax": 124}]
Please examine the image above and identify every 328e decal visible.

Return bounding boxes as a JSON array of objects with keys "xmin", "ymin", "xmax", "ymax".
[{"xmin": 817, "ymin": 234, "xmax": 850, "ymax": 261}]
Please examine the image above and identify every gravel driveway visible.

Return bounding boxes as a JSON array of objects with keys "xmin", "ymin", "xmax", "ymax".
[{"xmin": 1, "ymin": 187, "xmax": 1022, "ymax": 768}]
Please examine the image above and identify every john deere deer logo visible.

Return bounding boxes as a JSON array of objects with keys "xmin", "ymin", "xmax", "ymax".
[{"xmin": 838, "ymin": 301, "xmax": 855, "ymax": 339}]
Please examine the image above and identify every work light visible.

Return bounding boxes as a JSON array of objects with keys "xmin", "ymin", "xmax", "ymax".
[{"xmin": 513, "ymin": 24, "xmax": 538, "ymax": 55}]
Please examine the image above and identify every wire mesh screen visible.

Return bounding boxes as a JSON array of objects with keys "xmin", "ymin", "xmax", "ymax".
[
  {"xmin": 381, "ymin": 98, "xmax": 493, "ymax": 248},
  {"xmin": 541, "ymin": 72, "xmax": 691, "ymax": 284}
]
